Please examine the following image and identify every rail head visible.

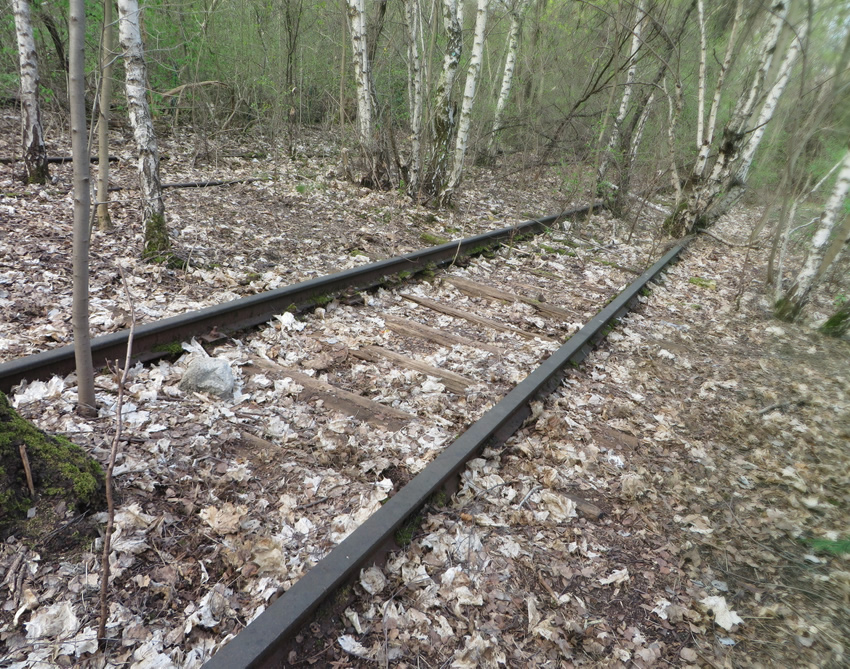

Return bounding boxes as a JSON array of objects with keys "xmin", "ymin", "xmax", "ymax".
[
  {"xmin": 0, "ymin": 205, "xmax": 600, "ymax": 394},
  {"xmin": 201, "ymin": 236, "xmax": 691, "ymax": 669}
]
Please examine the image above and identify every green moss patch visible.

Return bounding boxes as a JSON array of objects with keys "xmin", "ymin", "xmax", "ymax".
[
  {"xmin": 688, "ymin": 276, "xmax": 717, "ymax": 290},
  {"xmin": 0, "ymin": 392, "xmax": 105, "ymax": 543}
]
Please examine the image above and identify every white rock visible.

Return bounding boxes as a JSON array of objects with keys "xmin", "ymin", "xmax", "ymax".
[{"xmin": 178, "ymin": 357, "xmax": 234, "ymax": 397}]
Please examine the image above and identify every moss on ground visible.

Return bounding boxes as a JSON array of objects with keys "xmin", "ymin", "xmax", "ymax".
[{"xmin": 0, "ymin": 392, "xmax": 105, "ymax": 542}]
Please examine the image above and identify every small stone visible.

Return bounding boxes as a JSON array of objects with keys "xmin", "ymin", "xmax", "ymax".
[{"xmin": 178, "ymin": 358, "xmax": 234, "ymax": 397}]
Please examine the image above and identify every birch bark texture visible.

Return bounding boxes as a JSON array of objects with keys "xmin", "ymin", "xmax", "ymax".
[
  {"xmin": 12, "ymin": 0, "xmax": 49, "ymax": 184},
  {"xmin": 69, "ymin": 0, "xmax": 97, "ymax": 414},
  {"xmin": 442, "ymin": 0, "xmax": 492, "ymax": 204},
  {"xmin": 596, "ymin": 0, "xmax": 646, "ymax": 185},
  {"xmin": 117, "ymin": 0, "xmax": 170, "ymax": 260},
  {"xmin": 775, "ymin": 145, "xmax": 850, "ymax": 322},
  {"xmin": 486, "ymin": 0, "xmax": 531, "ymax": 160},
  {"xmin": 347, "ymin": 0, "xmax": 376, "ymax": 151},
  {"xmin": 669, "ymin": 0, "xmax": 791, "ymax": 236},
  {"xmin": 403, "ymin": 0, "xmax": 425, "ymax": 192},
  {"xmin": 424, "ymin": 0, "xmax": 462, "ymax": 197},
  {"xmin": 97, "ymin": 0, "xmax": 116, "ymax": 230}
]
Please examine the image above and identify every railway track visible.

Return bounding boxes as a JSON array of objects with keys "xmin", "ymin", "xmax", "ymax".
[{"xmin": 1, "ymin": 206, "xmax": 689, "ymax": 667}]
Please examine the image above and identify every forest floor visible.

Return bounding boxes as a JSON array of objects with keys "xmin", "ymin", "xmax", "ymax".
[{"xmin": 0, "ymin": 109, "xmax": 848, "ymax": 668}]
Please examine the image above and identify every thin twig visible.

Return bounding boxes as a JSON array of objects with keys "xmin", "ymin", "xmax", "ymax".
[
  {"xmin": 18, "ymin": 444, "xmax": 36, "ymax": 499},
  {"xmin": 98, "ymin": 266, "xmax": 136, "ymax": 648},
  {"xmin": 699, "ymin": 229, "xmax": 760, "ymax": 248}
]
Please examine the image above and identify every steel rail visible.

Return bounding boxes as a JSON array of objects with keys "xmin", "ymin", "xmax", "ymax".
[
  {"xmin": 202, "ymin": 236, "xmax": 692, "ymax": 669},
  {"xmin": 0, "ymin": 204, "xmax": 599, "ymax": 394}
]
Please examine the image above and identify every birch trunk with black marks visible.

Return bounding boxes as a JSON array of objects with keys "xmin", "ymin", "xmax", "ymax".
[
  {"xmin": 692, "ymin": 0, "xmax": 743, "ymax": 185},
  {"xmin": 403, "ymin": 0, "xmax": 425, "ymax": 193},
  {"xmin": 346, "ymin": 0, "xmax": 382, "ymax": 183},
  {"xmin": 423, "ymin": 0, "xmax": 462, "ymax": 198},
  {"xmin": 710, "ymin": 12, "xmax": 807, "ymax": 218},
  {"xmin": 69, "ymin": 0, "xmax": 96, "ymax": 414},
  {"xmin": 117, "ymin": 0, "xmax": 169, "ymax": 261},
  {"xmin": 668, "ymin": 0, "xmax": 788, "ymax": 237},
  {"xmin": 347, "ymin": 0, "xmax": 375, "ymax": 148},
  {"xmin": 596, "ymin": 0, "xmax": 646, "ymax": 187},
  {"xmin": 775, "ymin": 146, "xmax": 850, "ymax": 322},
  {"xmin": 486, "ymin": 0, "xmax": 530, "ymax": 160},
  {"xmin": 441, "ymin": 0, "xmax": 491, "ymax": 205},
  {"xmin": 12, "ymin": 0, "xmax": 49, "ymax": 184},
  {"xmin": 96, "ymin": 0, "xmax": 115, "ymax": 231}
]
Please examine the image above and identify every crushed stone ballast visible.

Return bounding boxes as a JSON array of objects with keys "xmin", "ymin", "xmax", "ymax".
[
  {"xmin": 0, "ymin": 204, "xmax": 601, "ymax": 394},
  {"xmin": 201, "ymin": 237, "xmax": 691, "ymax": 669}
]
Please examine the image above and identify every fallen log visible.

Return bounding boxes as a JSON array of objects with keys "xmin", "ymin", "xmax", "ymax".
[
  {"xmin": 0, "ymin": 155, "xmax": 119, "ymax": 164},
  {"xmin": 107, "ymin": 177, "xmax": 269, "ymax": 192}
]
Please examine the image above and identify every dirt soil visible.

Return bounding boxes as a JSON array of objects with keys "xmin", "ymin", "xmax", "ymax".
[{"xmin": 0, "ymin": 110, "xmax": 848, "ymax": 668}]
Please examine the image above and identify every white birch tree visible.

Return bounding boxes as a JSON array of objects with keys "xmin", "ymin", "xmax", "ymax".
[
  {"xmin": 775, "ymin": 144, "xmax": 850, "ymax": 321},
  {"xmin": 347, "ymin": 0, "xmax": 376, "ymax": 153},
  {"xmin": 403, "ymin": 0, "xmax": 425, "ymax": 192},
  {"xmin": 117, "ymin": 0, "xmax": 170, "ymax": 261},
  {"xmin": 441, "ymin": 0, "xmax": 491, "ymax": 204},
  {"xmin": 423, "ymin": 0, "xmax": 462, "ymax": 198},
  {"xmin": 710, "ymin": 12, "xmax": 808, "ymax": 218},
  {"xmin": 486, "ymin": 0, "xmax": 531, "ymax": 160},
  {"xmin": 12, "ymin": 0, "xmax": 49, "ymax": 184},
  {"xmin": 668, "ymin": 0, "xmax": 791, "ymax": 236},
  {"xmin": 69, "ymin": 0, "xmax": 96, "ymax": 414},
  {"xmin": 596, "ymin": 0, "xmax": 646, "ymax": 186},
  {"xmin": 97, "ymin": 0, "xmax": 116, "ymax": 231}
]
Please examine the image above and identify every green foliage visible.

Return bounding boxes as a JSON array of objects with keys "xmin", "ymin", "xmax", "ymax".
[
  {"xmin": 152, "ymin": 340, "xmax": 185, "ymax": 356},
  {"xmin": 803, "ymin": 537, "xmax": 850, "ymax": 555},
  {"xmin": 688, "ymin": 277, "xmax": 717, "ymax": 290},
  {"xmin": 419, "ymin": 232, "xmax": 448, "ymax": 246}
]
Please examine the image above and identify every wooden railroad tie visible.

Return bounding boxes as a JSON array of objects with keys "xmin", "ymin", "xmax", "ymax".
[
  {"xmin": 445, "ymin": 276, "xmax": 576, "ymax": 321},
  {"xmin": 350, "ymin": 345, "xmax": 474, "ymax": 394},
  {"xmin": 247, "ymin": 359, "xmax": 414, "ymax": 431},
  {"xmin": 382, "ymin": 314, "xmax": 505, "ymax": 356},
  {"xmin": 401, "ymin": 293, "xmax": 554, "ymax": 342}
]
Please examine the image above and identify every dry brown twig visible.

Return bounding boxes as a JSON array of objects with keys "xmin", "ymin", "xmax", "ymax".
[{"xmin": 97, "ymin": 266, "xmax": 136, "ymax": 649}]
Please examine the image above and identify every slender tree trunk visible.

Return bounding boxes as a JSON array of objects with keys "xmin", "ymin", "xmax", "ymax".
[
  {"xmin": 441, "ymin": 0, "xmax": 491, "ymax": 204},
  {"xmin": 12, "ymin": 0, "xmax": 49, "ymax": 185},
  {"xmin": 424, "ymin": 0, "xmax": 462, "ymax": 198},
  {"xmin": 117, "ymin": 0, "xmax": 170, "ymax": 261},
  {"xmin": 97, "ymin": 0, "xmax": 115, "ymax": 230},
  {"xmin": 692, "ymin": 0, "xmax": 743, "ymax": 183},
  {"xmin": 695, "ymin": 0, "xmax": 706, "ymax": 150},
  {"xmin": 711, "ymin": 14, "xmax": 807, "ymax": 218},
  {"xmin": 403, "ymin": 0, "xmax": 425, "ymax": 192},
  {"xmin": 597, "ymin": 0, "xmax": 646, "ymax": 186},
  {"xmin": 69, "ymin": 0, "xmax": 96, "ymax": 415},
  {"xmin": 486, "ymin": 0, "xmax": 530, "ymax": 160},
  {"xmin": 662, "ymin": 78, "xmax": 682, "ymax": 203},
  {"xmin": 775, "ymin": 145, "xmax": 850, "ymax": 321},
  {"xmin": 668, "ymin": 0, "xmax": 789, "ymax": 236},
  {"xmin": 347, "ymin": 0, "xmax": 375, "ymax": 147}
]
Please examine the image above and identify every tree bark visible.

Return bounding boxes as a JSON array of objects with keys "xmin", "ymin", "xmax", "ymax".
[
  {"xmin": 69, "ymin": 0, "xmax": 97, "ymax": 414},
  {"xmin": 775, "ymin": 145, "xmax": 850, "ymax": 321},
  {"xmin": 596, "ymin": 0, "xmax": 646, "ymax": 186},
  {"xmin": 96, "ymin": 0, "xmax": 116, "ymax": 231},
  {"xmin": 423, "ymin": 0, "xmax": 462, "ymax": 198},
  {"xmin": 347, "ymin": 0, "xmax": 375, "ymax": 150},
  {"xmin": 403, "ymin": 0, "xmax": 425, "ymax": 192},
  {"xmin": 12, "ymin": 0, "xmax": 49, "ymax": 185},
  {"xmin": 441, "ymin": 0, "xmax": 492, "ymax": 204},
  {"xmin": 486, "ymin": 0, "xmax": 530, "ymax": 160},
  {"xmin": 117, "ymin": 0, "xmax": 170, "ymax": 261},
  {"xmin": 668, "ymin": 0, "xmax": 789, "ymax": 236}
]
